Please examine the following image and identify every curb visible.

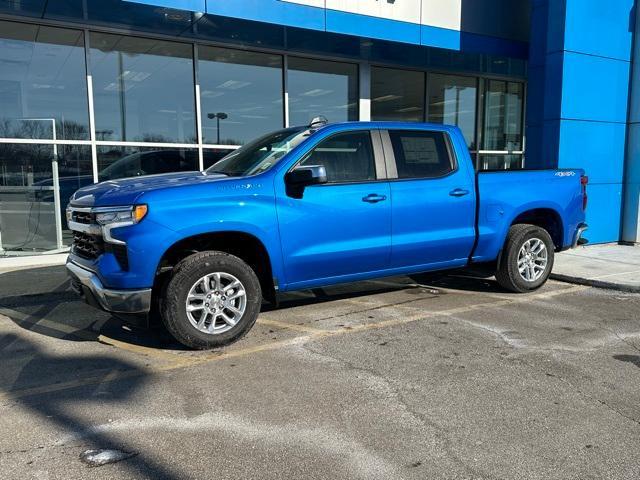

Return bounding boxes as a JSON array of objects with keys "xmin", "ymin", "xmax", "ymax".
[
  {"xmin": 550, "ymin": 273, "xmax": 640, "ymax": 294},
  {"xmin": 0, "ymin": 253, "xmax": 68, "ymax": 272}
]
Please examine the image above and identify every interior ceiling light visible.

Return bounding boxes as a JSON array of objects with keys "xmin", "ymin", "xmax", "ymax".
[{"xmin": 373, "ymin": 94, "xmax": 401, "ymax": 102}]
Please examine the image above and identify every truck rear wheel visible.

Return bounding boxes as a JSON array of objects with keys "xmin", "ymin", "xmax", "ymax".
[
  {"xmin": 161, "ymin": 251, "xmax": 262, "ymax": 349},
  {"xmin": 495, "ymin": 224, "xmax": 554, "ymax": 293}
]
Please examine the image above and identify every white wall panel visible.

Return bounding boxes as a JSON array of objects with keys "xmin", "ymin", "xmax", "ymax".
[
  {"xmin": 421, "ymin": 0, "xmax": 461, "ymax": 30},
  {"xmin": 281, "ymin": 0, "xmax": 462, "ymax": 30},
  {"xmin": 325, "ymin": 0, "xmax": 421, "ymax": 25},
  {"xmin": 282, "ymin": 0, "xmax": 325, "ymax": 8}
]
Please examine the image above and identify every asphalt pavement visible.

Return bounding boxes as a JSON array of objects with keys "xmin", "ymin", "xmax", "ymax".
[{"xmin": 1, "ymin": 266, "xmax": 640, "ymax": 479}]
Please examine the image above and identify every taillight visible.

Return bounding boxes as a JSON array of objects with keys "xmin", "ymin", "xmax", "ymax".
[{"xmin": 581, "ymin": 175, "xmax": 588, "ymax": 211}]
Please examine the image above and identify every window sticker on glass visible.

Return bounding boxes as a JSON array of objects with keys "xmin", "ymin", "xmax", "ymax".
[{"xmin": 400, "ymin": 137, "xmax": 439, "ymax": 164}]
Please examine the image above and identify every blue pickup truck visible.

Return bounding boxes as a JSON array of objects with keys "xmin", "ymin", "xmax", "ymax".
[{"xmin": 66, "ymin": 120, "xmax": 588, "ymax": 349}]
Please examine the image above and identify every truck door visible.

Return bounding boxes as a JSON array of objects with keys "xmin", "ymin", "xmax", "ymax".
[
  {"xmin": 275, "ymin": 129, "xmax": 391, "ymax": 288},
  {"xmin": 381, "ymin": 129, "xmax": 476, "ymax": 269}
]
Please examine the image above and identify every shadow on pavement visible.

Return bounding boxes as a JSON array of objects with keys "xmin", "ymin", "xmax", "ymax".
[
  {"xmin": 1, "ymin": 266, "xmax": 188, "ymax": 349},
  {"xmin": 1, "ymin": 264, "xmax": 508, "ymax": 350},
  {"xmin": 1, "ymin": 334, "xmax": 186, "ymax": 478},
  {"xmin": 613, "ymin": 354, "xmax": 640, "ymax": 368}
]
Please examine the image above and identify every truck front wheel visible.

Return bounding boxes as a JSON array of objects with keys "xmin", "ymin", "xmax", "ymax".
[
  {"xmin": 162, "ymin": 251, "xmax": 262, "ymax": 349},
  {"xmin": 495, "ymin": 224, "xmax": 555, "ymax": 293}
]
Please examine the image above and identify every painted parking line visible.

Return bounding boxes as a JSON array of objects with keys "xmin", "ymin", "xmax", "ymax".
[
  {"xmin": 95, "ymin": 335, "xmax": 196, "ymax": 365},
  {"xmin": 0, "ymin": 284, "xmax": 588, "ymax": 401},
  {"xmin": 257, "ymin": 317, "xmax": 329, "ymax": 334}
]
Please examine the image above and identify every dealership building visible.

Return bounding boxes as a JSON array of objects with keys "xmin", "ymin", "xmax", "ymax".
[{"xmin": 0, "ymin": 0, "xmax": 638, "ymax": 257}]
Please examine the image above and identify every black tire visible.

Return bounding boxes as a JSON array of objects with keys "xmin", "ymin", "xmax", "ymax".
[
  {"xmin": 161, "ymin": 251, "xmax": 262, "ymax": 349},
  {"xmin": 495, "ymin": 224, "xmax": 555, "ymax": 293}
]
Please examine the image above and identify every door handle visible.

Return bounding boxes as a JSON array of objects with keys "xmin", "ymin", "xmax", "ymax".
[
  {"xmin": 449, "ymin": 188, "xmax": 470, "ymax": 197},
  {"xmin": 362, "ymin": 194, "xmax": 387, "ymax": 203}
]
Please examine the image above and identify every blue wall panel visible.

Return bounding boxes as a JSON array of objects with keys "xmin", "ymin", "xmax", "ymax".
[
  {"xmin": 420, "ymin": 24, "xmax": 461, "ymax": 50},
  {"xmin": 558, "ymin": 120, "xmax": 626, "ymax": 184},
  {"xmin": 458, "ymin": 31, "xmax": 528, "ymax": 58},
  {"xmin": 205, "ymin": 0, "xmax": 325, "ymax": 30},
  {"xmin": 325, "ymin": 10, "xmax": 421, "ymax": 45},
  {"xmin": 560, "ymin": 52, "xmax": 631, "ymax": 123},
  {"xmin": 129, "ymin": 0, "xmax": 205, "ymax": 11},
  {"xmin": 542, "ymin": 51, "xmax": 564, "ymax": 120},
  {"xmin": 585, "ymin": 184, "xmax": 624, "ymax": 243},
  {"xmin": 527, "ymin": 0, "xmax": 635, "ymax": 243},
  {"xmin": 564, "ymin": 0, "xmax": 635, "ymax": 61},
  {"xmin": 541, "ymin": 0, "xmax": 567, "ymax": 55}
]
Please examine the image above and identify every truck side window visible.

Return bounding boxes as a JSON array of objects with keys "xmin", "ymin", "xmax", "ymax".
[
  {"xmin": 297, "ymin": 131, "xmax": 376, "ymax": 183},
  {"xmin": 388, "ymin": 130, "xmax": 454, "ymax": 179}
]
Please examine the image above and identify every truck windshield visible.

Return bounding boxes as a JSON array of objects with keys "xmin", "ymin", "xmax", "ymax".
[{"xmin": 206, "ymin": 127, "xmax": 312, "ymax": 177}]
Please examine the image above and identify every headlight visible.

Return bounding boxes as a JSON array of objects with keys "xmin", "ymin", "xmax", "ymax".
[
  {"xmin": 95, "ymin": 205, "xmax": 148, "ymax": 226},
  {"xmin": 93, "ymin": 205, "xmax": 148, "ymax": 244}
]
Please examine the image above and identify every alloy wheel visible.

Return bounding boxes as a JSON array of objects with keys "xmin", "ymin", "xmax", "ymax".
[
  {"xmin": 517, "ymin": 238, "xmax": 548, "ymax": 282},
  {"xmin": 185, "ymin": 272, "xmax": 247, "ymax": 334}
]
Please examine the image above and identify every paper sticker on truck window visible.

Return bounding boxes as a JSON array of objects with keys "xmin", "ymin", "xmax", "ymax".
[{"xmin": 400, "ymin": 137, "xmax": 439, "ymax": 164}]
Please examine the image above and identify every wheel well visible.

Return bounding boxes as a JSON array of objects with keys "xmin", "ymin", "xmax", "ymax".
[
  {"xmin": 154, "ymin": 232, "xmax": 275, "ymax": 303},
  {"xmin": 511, "ymin": 209, "xmax": 563, "ymax": 250}
]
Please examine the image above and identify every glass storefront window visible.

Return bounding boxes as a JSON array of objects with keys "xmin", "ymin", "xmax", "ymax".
[
  {"xmin": 0, "ymin": 21, "xmax": 90, "ymax": 140},
  {"xmin": 483, "ymin": 80, "xmax": 524, "ymax": 152},
  {"xmin": 90, "ymin": 33, "xmax": 196, "ymax": 143},
  {"xmin": 0, "ymin": 144, "xmax": 92, "ymax": 252},
  {"xmin": 478, "ymin": 154, "xmax": 523, "ymax": 171},
  {"xmin": 288, "ymin": 57, "xmax": 358, "ymax": 126},
  {"xmin": 371, "ymin": 67, "xmax": 425, "ymax": 122},
  {"xmin": 198, "ymin": 47, "xmax": 283, "ymax": 145},
  {"xmin": 427, "ymin": 74, "xmax": 477, "ymax": 150},
  {"xmin": 202, "ymin": 148, "xmax": 237, "ymax": 170},
  {"xmin": 0, "ymin": 18, "xmax": 529, "ymax": 256},
  {"xmin": 96, "ymin": 146, "xmax": 199, "ymax": 181}
]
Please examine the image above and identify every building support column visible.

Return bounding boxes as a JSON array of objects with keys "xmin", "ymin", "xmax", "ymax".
[
  {"xmin": 623, "ymin": 4, "xmax": 640, "ymax": 243},
  {"xmin": 527, "ymin": 0, "xmax": 635, "ymax": 244},
  {"xmin": 358, "ymin": 62, "xmax": 371, "ymax": 122}
]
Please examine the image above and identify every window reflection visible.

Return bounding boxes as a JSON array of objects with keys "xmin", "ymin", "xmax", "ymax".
[
  {"xmin": 97, "ymin": 146, "xmax": 199, "ymax": 181},
  {"xmin": 479, "ymin": 154, "xmax": 523, "ymax": 171},
  {"xmin": 483, "ymin": 80, "xmax": 524, "ymax": 152},
  {"xmin": 428, "ymin": 74, "xmax": 477, "ymax": 150},
  {"xmin": 288, "ymin": 57, "xmax": 358, "ymax": 126},
  {"xmin": 371, "ymin": 67, "xmax": 425, "ymax": 122},
  {"xmin": 198, "ymin": 47, "xmax": 283, "ymax": 145},
  {"xmin": 0, "ymin": 144, "xmax": 92, "ymax": 251},
  {"xmin": 202, "ymin": 148, "xmax": 236, "ymax": 170},
  {"xmin": 90, "ymin": 33, "xmax": 196, "ymax": 143},
  {"xmin": 0, "ymin": 21, "xmax": 89, "ymax": 140}
]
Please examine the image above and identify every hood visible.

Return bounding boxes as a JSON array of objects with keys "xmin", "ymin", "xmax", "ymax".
[{"xmin": 69, "ymin": 171, "xmax": 229, "ymax": 207}]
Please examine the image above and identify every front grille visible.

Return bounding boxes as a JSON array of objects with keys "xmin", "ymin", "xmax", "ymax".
[
  {"xmin": 72, "ymin": 210, "xmax": 94, "ymax": 224},
  {"xmin": 72, "ymin": 231, "xmax": 104, "ymax": 260},
  {"xmin": 69, "ymin": 207, "xmax": 129, "ymax": 270}
]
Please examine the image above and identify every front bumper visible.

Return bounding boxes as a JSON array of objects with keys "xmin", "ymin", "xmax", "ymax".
[{"xmin": 66, "ymin": 260, "xmax": 152, "ymax": 314}]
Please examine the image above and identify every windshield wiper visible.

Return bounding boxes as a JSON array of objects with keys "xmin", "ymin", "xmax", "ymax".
[{"xmin": 207, "ymin": 170, "xmax": 230, "ymax": 176}]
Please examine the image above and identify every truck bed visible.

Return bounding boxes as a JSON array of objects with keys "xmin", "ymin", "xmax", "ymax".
[{"xmin": 472, "ymin": 169, "xmax": 586, "ymax": 263}]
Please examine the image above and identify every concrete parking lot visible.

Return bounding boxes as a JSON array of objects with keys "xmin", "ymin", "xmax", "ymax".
[{"xmin": 1, "ymin": 265, "xmax": 640, "ymax": 479}]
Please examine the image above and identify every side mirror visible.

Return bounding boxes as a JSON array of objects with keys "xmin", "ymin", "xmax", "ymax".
[{"xmin": 285, "ymin": 165, "xmax": 327, "ymax": 198}]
